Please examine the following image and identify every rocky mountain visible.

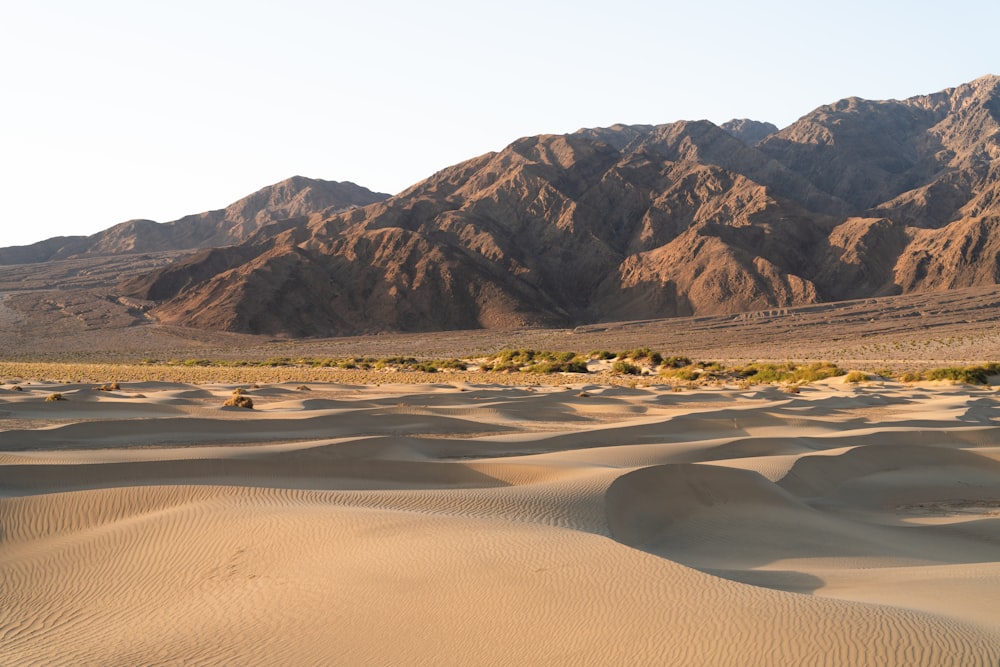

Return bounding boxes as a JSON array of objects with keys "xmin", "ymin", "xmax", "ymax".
[
  {"xmin": 16, "ymin": 76, "xmax": 1000, "ymax": 338},
  {"xmin": 720, "ymin": 119, "xmax": 779, "ymax": 146},
  {"xmin": 0, "ymin": 177, "xmax": 389, "ymax": 265}
]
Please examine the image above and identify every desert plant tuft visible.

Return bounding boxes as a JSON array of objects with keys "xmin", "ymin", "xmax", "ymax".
[
  {"xmin": 45, "ymin": 393, "xmax": 66, "ymax": 402},
  {"xmin": 845, "ymin": 371, "xmax": 870, "ymax": 384},
  {"xmin": 612, "ymin": 360, "xmax": 641, "ymax": 375},
  {"xmin": 660, "ymin": 366, "xmax": 699, "ymax": 381},
  {"xmin": 662, "ymin": 356, "xmax": 693, "ymax": 369},
  {"xmin": 223, "ymin": 395, "xmax": 254, "ymax": 409},
  {"xmin": 923, "ymin": 363, "xmax": 1000, "ymax": 385},
  {"xmin": 735, "ymin": 362, "xmax": 844, "ymax": 385}
]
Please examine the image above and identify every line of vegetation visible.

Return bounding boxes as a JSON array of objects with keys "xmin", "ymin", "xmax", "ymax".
[
  {"xmin": 3, "ymin": 356, "xmax": 999, "ymax": 387},
  {"xmin": 898, "ymin": 363, "xmax": 1000, "ymax": 385},
  {"xmin": 145, "ymin": 355, "xmax": 469, "ymax": 373},
  {"xmin": 731, "ymin": 362, "xmax": 845, "ymax": 385}
]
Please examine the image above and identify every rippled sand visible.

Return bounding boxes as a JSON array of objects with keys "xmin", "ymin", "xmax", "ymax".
[{"xmin": 2, "ymin": 379, "xmax": 999, "ymax": 665}]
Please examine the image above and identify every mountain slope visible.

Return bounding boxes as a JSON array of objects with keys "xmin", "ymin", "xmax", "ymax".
[
  {"xmin": 121, "ymin": 76, "xmax": 1000, "ymax": 337},
  {"xmin": 20, "ymin": 76, "xmax": 1000, "ymax": 338},
  {"xmin": 122, "ymin": 127, "xmax": 844, "ymax": 335},
  {"xmin": 0, "ymin": 177, "xmax": 389, "ymax": 265}
]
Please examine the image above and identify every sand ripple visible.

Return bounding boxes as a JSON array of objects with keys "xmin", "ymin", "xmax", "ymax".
[{"xmin": 2, "ymin": 380, "xmax": 999, "ymax": 664}]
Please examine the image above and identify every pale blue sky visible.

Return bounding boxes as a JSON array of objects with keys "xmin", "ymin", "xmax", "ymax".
[{"xmin": 1, "ymin": 0, "xmax": 997, "ymax": 247}]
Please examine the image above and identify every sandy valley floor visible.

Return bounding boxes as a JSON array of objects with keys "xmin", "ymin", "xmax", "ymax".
[{"xmin": 1, "ymin": 378, "xmax": 999, "ymax": 665}]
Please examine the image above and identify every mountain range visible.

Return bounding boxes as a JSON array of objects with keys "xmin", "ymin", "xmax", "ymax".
[{"xmin": 4, "ymin": 75, "xmax": 1000, "ymax": 337}]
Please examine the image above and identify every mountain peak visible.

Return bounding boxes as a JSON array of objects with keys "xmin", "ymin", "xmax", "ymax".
[
  {"xmin": 0, "ymin": 177, "xmax": 389, "ymax": 265},
  {"xmin": 720, "ymin": 119, "xmax": 779, "ymax": 146}
]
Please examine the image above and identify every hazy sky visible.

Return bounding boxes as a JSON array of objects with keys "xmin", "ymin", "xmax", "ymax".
[{"xmin": 2, "ymin": 1, "xmax": 998, "ymax": 248}]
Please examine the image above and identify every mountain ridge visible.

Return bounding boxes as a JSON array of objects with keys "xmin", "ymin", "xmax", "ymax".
[
  {"xmin": 0, "ymin": 177, "xmax": 389, "ymax": 265},
  {"xmin": 6, "ymin": 75, "xmax": 1000, "ymax": 338}
]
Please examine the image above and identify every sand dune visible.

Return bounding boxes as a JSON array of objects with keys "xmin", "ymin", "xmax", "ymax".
[{"xmin": 2, "ymin": 379, "xmax": 999, "ymax": 664}]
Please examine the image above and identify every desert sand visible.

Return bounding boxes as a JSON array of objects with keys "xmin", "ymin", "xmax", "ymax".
[{"xmin": 1, "ymin": 377, "xmax": 999, "ymax": 665}]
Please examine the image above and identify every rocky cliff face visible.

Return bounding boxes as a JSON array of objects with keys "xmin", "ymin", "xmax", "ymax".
[{"xmin": 25, "ymin": 77, "xmax": 1000, "ymax": 337}]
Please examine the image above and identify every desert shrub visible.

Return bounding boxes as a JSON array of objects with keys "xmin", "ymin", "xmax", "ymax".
[
  {"xmin": 526, "ymin": 359, "xmax": 589, "ymax": 374},
  {"xmin": 296, "ymin": 385, "xmax": 311, "ymax": 391},
  {"xmin": 923, "ymin": 364, "xmax": 1000, "ymax": 384},
  {"xmin": 93, "ymin": 382, "xmax": 120, "ymax": 391},
  {"xmin": 435, "ymin": 359, "xmax": 468, "ymax": 371},
  {"xmin": 790, "ymin": 362, "xmax": 844, "ymax": 383},
  {"xmin": 45, "ymin": 393, "xmax": 66, "ymax": 402},
  {"xmin": 620, "ymin": 347, "xmax": 660, "ymax": 363},
  {"xmin": 232, "ymin": 387, "xmax": 248, "ymax": 395},
  {"xmin": 844, "ymin": 371, "xmax": 870, "ymax": 383},
  {"xmin": 735, "ymin": 362, "xmax": 844, "ymax": 385},
  {"xmin": 899, "ymin": 371, "xmax": 922, "ymax": 383},
  {"xmin": 223, "ymin": 395, "xmax": 254, "ymax": 409},
  {"xmin": 495, "ymin": 349, "xmax": 536, "ymax": 365},
  {"xmin": 485, "ymin": 349, "xmax": 574, "ymax": 370},
  {"xmin": 736, "ymin": 362, "xmax": 792, "ymax": 383},
  {"xmin": 524, "ymin": 362, "xmax": 557, "ymax": 374},
  {"xmin": 695, "ymin": 362, "xmax": 727, "ymax": 380},
  {"xmin": 589, "ymin": 350, "xmax": 616, "ymax": 360},
  {"xmin": 381, "ymin": 356, "xmax": 419, "ymax": 367},
  {"xmin": 660, "ymin": 366, "xmax": 699, "ymax": 381},
  {"xmin": 662, "ymin": 356, "xmax": 692, "ymax": 369},
  {"xmin": 484, "ymin": 361, "xmax": 520, "ymax": 373},
  {"xmin": 612, "ymin": 360, "xmax": 640, "ymax": 375}
]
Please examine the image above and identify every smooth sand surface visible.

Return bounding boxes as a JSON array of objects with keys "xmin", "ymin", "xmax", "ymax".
[{"xmin": 2, "ymin": 379, "xmax": 999, "ymax": 665}]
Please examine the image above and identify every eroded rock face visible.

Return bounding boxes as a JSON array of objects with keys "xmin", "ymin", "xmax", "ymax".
[{"xmin": 17, "ymin": 77, "xmax": 1000, "ymax": 337}]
